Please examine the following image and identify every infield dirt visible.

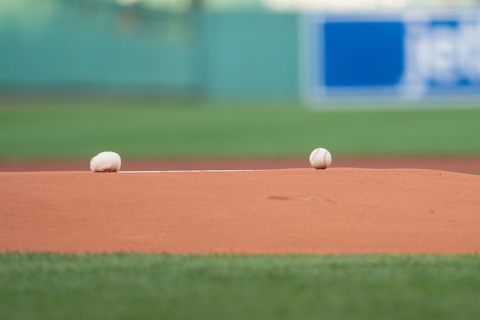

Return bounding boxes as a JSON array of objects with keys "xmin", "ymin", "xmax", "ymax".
[
  {"xmin": 1, "ymin": 168, "xmax": 480, "ymax": 254},
  {"xmin": 1, "ymin": 156, "xmax": 480, "ymax": 172}
]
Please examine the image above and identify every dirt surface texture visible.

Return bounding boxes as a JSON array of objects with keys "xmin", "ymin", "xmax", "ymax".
[{"xmin": 1, "ymin": 168, "xmax": 480, "ymax": 255}]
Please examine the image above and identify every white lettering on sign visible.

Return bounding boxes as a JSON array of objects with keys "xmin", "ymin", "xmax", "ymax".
[{"xmin": 403, "ymin": 20, "xmax": 480, "ymax": 94}]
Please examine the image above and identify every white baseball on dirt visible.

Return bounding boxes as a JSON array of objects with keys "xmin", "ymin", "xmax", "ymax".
[
  {"xmin": 309, "ymin": 147, "xmax": 332, "ymax": 169},
  {"xmin": 90, "ymin": 151, "xmax": 121, "ymax": 172}
]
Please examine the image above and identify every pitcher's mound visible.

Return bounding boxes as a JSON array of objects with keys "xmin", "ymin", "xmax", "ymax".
[{"xmin": 1, "ymin": 168, "xmax": 479, "ymax": 254}]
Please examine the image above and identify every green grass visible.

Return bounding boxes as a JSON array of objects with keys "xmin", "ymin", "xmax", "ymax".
[
  {"xmin": 1, "ymin": 254, "xmax": 480, "ymax": 320},
  {"xmin": 3, "ymin": 103, "xmax": 479, "ymax": 320},
  {"xmin": 1, "ymin": 102, "xmax": 480, "ymax": 159}
]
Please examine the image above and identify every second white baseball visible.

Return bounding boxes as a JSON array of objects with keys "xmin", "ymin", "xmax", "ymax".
[
  {"xmin": 309, "ymin": 147, "xmax": 332, "ymax": 169},
  {"xmin": 90, "ymin": 151, "xmax": 122, "ymax": 172}
]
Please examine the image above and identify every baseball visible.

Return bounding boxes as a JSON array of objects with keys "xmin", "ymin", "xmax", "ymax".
[
  {"xmin": 309, "ymin": 147, "xmax": 332, "ymax": 169},
  {"xmin": 90, "ymin": 151, "xmax": 121, "ymax": 172}
]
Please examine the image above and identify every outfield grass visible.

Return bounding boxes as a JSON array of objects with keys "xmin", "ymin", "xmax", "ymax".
[
  {"xmin": 1, "ymin": 102, "xmax": 480, "ymax": 159},
  {"xmin": 1, "ymin": 254, "xmax": 480, "ymax": 320}
]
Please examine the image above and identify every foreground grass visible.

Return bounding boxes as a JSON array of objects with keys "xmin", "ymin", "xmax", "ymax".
[
  {"xmin": 1, "ymin": 102, "xmax": 480, "ymax": 158},
  {"xmin": 1, "ymin": 255, "xmax": 480, "ymax": 320}
]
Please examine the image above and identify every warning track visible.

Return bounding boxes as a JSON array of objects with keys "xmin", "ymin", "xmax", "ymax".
[{"xmin": 1, "ymin": 168, "xmax": 480, "ymax": 254}]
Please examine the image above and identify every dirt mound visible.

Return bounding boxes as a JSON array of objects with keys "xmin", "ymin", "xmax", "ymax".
[
  {"xmin": 1, "ymin": 168, "xmax": 479, "ymax": 254},
  {"xmin": 0, "ymin": 156, "xmax": 479, "ymax": 172}
]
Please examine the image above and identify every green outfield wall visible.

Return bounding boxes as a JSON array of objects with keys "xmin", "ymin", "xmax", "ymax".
[
  {"xmin": 0, "ymin": 2, "xmax": 299, "ymax": 99},
  {"xmin": 202, "ymin": 12, "xmax": 298, "ymax": 99}
]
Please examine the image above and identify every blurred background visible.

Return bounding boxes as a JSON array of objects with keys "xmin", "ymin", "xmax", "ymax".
[{"xmin": 0, "ymin": 0, "xmax": 479, "ymax": 171}]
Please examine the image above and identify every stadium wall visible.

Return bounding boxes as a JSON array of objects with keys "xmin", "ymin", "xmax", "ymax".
[{"xmin": 0, "ymin": 4, "xmax": 299, "ymax": 100}]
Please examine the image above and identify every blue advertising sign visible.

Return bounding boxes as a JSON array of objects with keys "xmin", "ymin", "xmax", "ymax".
[{"xmin": 304, "ymin": 12, "xmax": 480, "ymax": 101}]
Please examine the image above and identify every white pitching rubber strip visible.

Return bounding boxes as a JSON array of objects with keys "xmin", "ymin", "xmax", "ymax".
[{"xmin": 119, "ymin": 169, "xmax": 265, "ymax": 174}]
